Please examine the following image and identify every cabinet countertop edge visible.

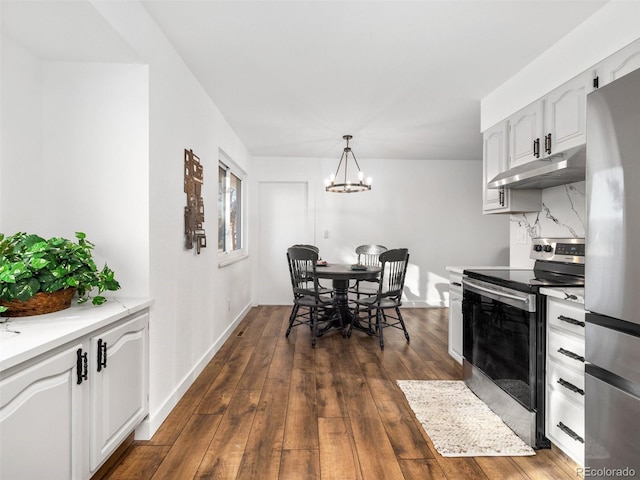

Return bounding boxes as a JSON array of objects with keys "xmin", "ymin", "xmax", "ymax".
[
  {"xmin": 446, "ymin": 265, "xmax": 513, "ymax": 275},
  {"xmin": 540, "ymin": 287, "xmax": 585, "ymax": 305},
  {"xmin": 0, "ymin": 297, "xmax": 153, "ymax": 373}
]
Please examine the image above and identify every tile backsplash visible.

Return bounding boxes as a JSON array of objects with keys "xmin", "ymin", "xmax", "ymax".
[{"xmin": 510, "ymin": 181, "xmax": 586, "ymax": 267}]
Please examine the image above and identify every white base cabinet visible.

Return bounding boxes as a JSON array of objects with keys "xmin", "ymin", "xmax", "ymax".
[
  {"xmin": 545, "ymin": 295, "xmax": 585, "ymax": 467},
  {"xmin": 0, "ymin": 343, "xmax": 85, "ymax": 479},
  {"xmin": 0, "ymin": 301, "xmax": 150, "ymax": 480},
  {"xmin": 90, "ymin": 312, "xmax": 149, "ymax": 472},
  {"xmin": 447, "ymin": 271, "xmax": 463, "ymax": 364}
]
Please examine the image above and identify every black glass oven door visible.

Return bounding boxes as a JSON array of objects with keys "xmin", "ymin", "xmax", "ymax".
[{"xmin": 462, "ymin": 278, "xmax": 537, "ymax": 410}]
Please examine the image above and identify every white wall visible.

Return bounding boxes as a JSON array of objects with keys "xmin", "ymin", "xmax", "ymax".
[
  {"xmin": 481, "ymin": 1, "xmax": 640, "ymax": 130},
  {"xmin": 1, "ymin": 0, "xmax": 254, "ymax": 439},
  {"xmin": 91, "ymin": 0, "xmax": 253, "ymax": 437},
  {"xmin": 1, "ymin": 37, "xmax": 44, "ymax": 227},
  {"xmin": 251, "ymin": 156, "xmax": 510, "ymax": 307},
  {"xmin": 1, "ymin": 38, "xmax": 149, "ymax": 295}
]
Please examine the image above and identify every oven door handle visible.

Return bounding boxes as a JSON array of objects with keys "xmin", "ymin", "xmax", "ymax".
[{"xmin": 463, "ymin": 277, "xmax": 535, "ymax": 312}]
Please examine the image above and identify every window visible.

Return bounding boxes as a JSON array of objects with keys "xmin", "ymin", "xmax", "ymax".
[{"xmin": 218, "ymin": 156, "xmax": 246, "ymax": 265}]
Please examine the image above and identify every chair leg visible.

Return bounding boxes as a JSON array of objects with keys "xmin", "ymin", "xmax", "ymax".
[
  {"xmin": 347, "ymin": 304, "xmax": 358, "ymax": 338},
  {"xmin": 286, "ymin": 304, "xmax": 299, "ymax": 338},
  {"xmin": 397, "ymin": 307, "xmax": 410, "ymax": 342},
  {"xmin": 311, "ymin": 308, "xmax": 318, "ymax": 348},
  {"xmin": 376, "ymin": 309, "xmax": 384, "ymax": 350}
]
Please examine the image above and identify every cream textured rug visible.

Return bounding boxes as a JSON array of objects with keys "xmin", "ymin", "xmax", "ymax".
[{"xmin": 397, "ymin": 380, "xmax": 535, "ymax": 457}]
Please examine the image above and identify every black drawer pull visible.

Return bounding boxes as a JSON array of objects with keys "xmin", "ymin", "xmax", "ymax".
[
  {"xmin": 558, "ymin": 347, "xmax": 585, "ymax": 363},
  {"xmin": 557, "ymin": 378, "xmax": 585, "ymax": 396},
  {"xmin": 558, "ymin": 315, "xmax": 585, "ymax": 328},
  {"xmin": 452, "ymin": 282, "xmax": 462, "ymax": 287},
  {"xmin": 557, "ymin": 422, "xmax": 584, "ymax": 444}
]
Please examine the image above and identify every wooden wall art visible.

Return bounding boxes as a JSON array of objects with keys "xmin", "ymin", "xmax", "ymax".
[{"xmin": 184, "ymin": 148, "xmax": 207, "ymax": 253}]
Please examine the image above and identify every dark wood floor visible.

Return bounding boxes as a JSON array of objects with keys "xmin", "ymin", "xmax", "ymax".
[{"xmin": 99, "ymin": 306, "xmax": 579, "ymax": 480}]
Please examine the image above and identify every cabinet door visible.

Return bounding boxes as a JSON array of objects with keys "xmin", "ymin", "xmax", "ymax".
[
  {"xmin": 90, "ymin": 312, "xmax": 149, "ymax": 472},
  {"xmin": 0, "ymin": 343, "xmax": 86, "ymax": 480},
  {"xmin": 544, "ymin": 72, "xmax": 590, "ymax": 156},
  {"xmin": 448, "ymin": 288, "xmax": 463, "ymax": 364},
  {"xmin": 483, "ymin": 122, "xmax": 509, "ymax": 212},
  {"xmin": 508, "ymin": 101, "xmax": 544, "ymax": 168},
  {"xmin": 599, "ymin": 38, "xmax": 640, "ymax": 86}
]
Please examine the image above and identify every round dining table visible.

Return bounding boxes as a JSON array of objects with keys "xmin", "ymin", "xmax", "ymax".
[{"xmin": 314, "ymin": 263, "xmax": 381, "ymax": 334}]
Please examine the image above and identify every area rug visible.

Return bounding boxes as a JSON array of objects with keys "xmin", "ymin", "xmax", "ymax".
[{"xmin": 397, "ymin": 380, "xmax": 535, "ymax": 457}]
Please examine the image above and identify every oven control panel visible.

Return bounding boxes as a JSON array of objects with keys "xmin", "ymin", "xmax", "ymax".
[{"xmin": 530, "ymin": 238, "xmax": 585, "ymax": 264}]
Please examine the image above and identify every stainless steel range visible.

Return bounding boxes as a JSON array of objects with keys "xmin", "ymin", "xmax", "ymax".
[{"xmin": 462, "ymin": 238, "xmax": 585, "ymax": 448}]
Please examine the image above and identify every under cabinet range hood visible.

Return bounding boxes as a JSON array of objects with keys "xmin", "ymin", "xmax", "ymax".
[{"xmin": 488, "ymin": 145, "xmax": 585, "ymax": 189}]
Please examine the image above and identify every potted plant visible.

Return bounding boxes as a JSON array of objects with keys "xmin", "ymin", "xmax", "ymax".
[{"xmin": 0, "ymin": 232, "xmax": 120, "ymax": 317}]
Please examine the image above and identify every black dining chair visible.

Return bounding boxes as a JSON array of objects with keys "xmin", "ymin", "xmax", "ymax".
[
  {"xmin": 350, "ymin": 244, "xmax": 387, "ymax": 298},
  {"xmin": 286, "ymin": 246, "xmax": 339, "ymax": 347},
  {"xmin": 350, "ymin": 248, "xmax": 410, "ymax": 350},
  {"xmin": 291, "ymin": 244, "xmax": 332, "ymax": 295}
]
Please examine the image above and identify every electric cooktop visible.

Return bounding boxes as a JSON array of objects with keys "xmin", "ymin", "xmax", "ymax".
[
  {"xmin": 464, "ymin": 238, "xmax": 585, "ymax": 293},
  {"xmin": 463, "ymin": 268, "xmax": 584, "ymax": 293}
]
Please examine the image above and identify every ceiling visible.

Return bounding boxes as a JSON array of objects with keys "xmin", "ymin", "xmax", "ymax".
[{"xmin": 2, "ymin": 1, "xmax": 608, "ymax": 160}]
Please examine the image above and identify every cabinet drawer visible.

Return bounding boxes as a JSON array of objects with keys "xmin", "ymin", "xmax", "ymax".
[
  {"xmin": 547, "ymin": 358, "xmax": 585, "ymax": 406},
  {"xmin": 547, "ymin": 298, "xmax": 585, "ymax": 337},
  {"xmin": 547, "ymin": 391, "xmax": 585, "ymax": 466},
  {"xmin": 548, "ymin": 329, "xmax": 585, "ymax": 369}
]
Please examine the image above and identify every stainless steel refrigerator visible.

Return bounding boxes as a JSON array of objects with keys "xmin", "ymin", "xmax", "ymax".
[{"xmin": 585, "ymin": 67, "xmax": 640, "ymax": 478}]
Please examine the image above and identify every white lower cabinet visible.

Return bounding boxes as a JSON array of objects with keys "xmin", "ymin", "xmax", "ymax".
[
  {"xmin": 0, "ymin": 343, "xmax": 86, "ymax": 479},
  {"xmin": 0, "ymin": 309, "xmax": 149, "ymax": 479},
  {"xmin": 545, "ymin": 296, "xmax": 585, "ymax": 466},
  {"xmin": 448, "ymin": 271, "xmax": 463, "ymax": 364},
  {"xmin": 90, "ymin": 312, "xmax": 149, "ymax": 471}
]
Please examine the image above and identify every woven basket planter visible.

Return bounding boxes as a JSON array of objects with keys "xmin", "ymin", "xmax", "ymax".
[{"xmin": 1, "ymin": 288, "xmax": 76, "ymax": 317}]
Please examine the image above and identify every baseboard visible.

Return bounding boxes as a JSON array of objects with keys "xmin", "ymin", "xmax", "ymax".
[
  {"xmin": 401, "ymin": 301, "xmax": 447, "ymax": 308},
  {"xmin": 134, "ymin": 302, "xmax": 253, "ymax": 440}
]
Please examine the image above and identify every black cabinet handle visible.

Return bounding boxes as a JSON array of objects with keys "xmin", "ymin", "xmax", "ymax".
[
  {"xmin": 557, "ymin": 378, "xmax": 585, "ymax": 396},
  {"xmin": 558, "ymin": 347, "xmax": 585, "ymax": 363},
  {"xmin": 76, "ymin": 348, "xmax": 88, "ymax": 385},
  {"xmin": 545, "ymin": 133, "xmax": 552, "ymax": 154},
  {"xmin": 558, "ymin": 315, "xmax": 585, "ymax": 328},
  {"xmin": 452, "ymin": 282, "xmax": 462, "ymax": 287},
  {"xmin": 557, "ymin": 422, "xmax": 584, "ymax": 444},
  {"xmin": 97, "ymin": 338, "xmax": 108, "ymax": 372},
  {"xmin": 533, "ymin": 138, "xmax": 540, "ymax": 158},
  {"xmin": 499, "ymin": 188, "xmax": 505, "ymax": 207}
]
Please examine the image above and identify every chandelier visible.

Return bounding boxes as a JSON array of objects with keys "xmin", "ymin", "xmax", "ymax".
[{"xmin": 325, "ymin": 135, "xmax": 372, "ymax": 193}]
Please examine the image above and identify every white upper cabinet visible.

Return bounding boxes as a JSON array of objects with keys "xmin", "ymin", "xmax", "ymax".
[
  {"xmin": 508, "ymin": 101, "xmax": 544, "ymax": 168},
  {"xmin": 597, "ymin": 38, "xmax": 640, "ymax": 86},
  {"xmin": 483, "ymin": 121, "xmax": 542, "ymax": 214},
  {"xmin": 543, "ymin": 71, "xmax": 592, "ymax": 157},
  {"xmin": 507, "ymin": 69, "xmax": 592, "ymax": 170},
  {"xmin": 483, "ymin": 122, "xmax": 509, "ymax": 212}
]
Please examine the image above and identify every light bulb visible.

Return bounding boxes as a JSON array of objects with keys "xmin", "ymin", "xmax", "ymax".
[
  {"xmin": 366, "ymin": 177, "xmax": 372, "ymax": 186},
  {"xmin": 358, "ymin": 171, "xmax": 364, "ymax": 182}
]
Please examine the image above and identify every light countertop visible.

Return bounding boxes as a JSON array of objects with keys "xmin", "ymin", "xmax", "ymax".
[
  {"xmin": 540, "ymin": 287, "xmax": 585, "ymax": 305},
  {"xmin": 446, "ymin": 265, "xmax": 513, "ymax": 275},
  {"xmin": 0, "ymin": 297, "xmax": 152, "ymax": 373}
]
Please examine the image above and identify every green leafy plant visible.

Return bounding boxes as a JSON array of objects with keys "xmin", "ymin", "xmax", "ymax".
[{"xmin": 0, "ymin": 232, "xmax": 120, "ymax": 313}]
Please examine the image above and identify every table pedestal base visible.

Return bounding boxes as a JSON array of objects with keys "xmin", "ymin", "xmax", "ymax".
[{"xmin": 317, "ymin": 279, "xmax": 374, "ymax": 336}]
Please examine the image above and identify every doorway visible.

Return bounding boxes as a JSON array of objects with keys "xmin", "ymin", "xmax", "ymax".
[{"xmin": 257, "ymin": 182, "xmax": 311, "ymax": 304}]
